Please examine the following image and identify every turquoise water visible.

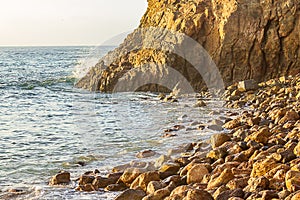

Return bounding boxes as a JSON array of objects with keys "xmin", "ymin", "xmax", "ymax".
[{"xmin": 0, "ymin": 46, "xmax": 222, "ymax": 199}]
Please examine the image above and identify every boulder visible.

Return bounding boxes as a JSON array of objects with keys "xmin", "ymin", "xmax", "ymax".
[
  {"xmin": 237, "ymin": 80, "xmax": 258, "ymax": 92},
  {"xmin": 223, "ymin": 119, "xmax": 241, "ymax": 129},
  {"xmin": 93, "ymin": 176, "xmax": 117, "ymax": 188},
  {"xmin": 105, "ymin": 183, "xmax": 127, "ymax": 191},
  {"xmin": 186, "ymin": 164, "xmax": 209, "ymax": 184},
  {"xmin": 118, "ymin": 168, "xmax": 145, "ymax": 186},
  {"xmin": 184, "ymin": 189, "xmax": 214, "ymax": 200},
  {"xmin": 115, "ymin": 189, "xmax": 146, "ymax": 200},
  {"xmin": 251, "ymin": 157, "xmax": 279, "ymax": 177},
  {"xmin": 286, "ymin": 170, "xmax": 300, "ymax": 192},
  {"xmin": 130, "ymin": 171, "xmax": 161, "ymax": 191},
  {"xmin": 143, "ymin": 188, "xmax": 171, "ymax": 200},
  {"xmin": 193, "ymin": 100, "xmax": 206, "ymax": 107},
  {"xmin": 211, "ymin": 133, "xmax": 231, "ymax": 148},
  {"xmin": 245, "ymin": 127, "xmax": 272, "ymax": 145},
  {"xmin": 146, "ymin": 181, "xmax": 165, "ymax": 194},
  {"xmin": 49, "ymin": 171, "xmax": 71, "ymax": 185},
  {"xmin": 245, "ymin": 177, "xmax": 270, "ymax": 192},
  {"xmin": 294, "ymin": 142, "xmax": 300, "ymax": 157},
  {"xmin": 207, "ymin": 169, "xmax": 235, "ymax": 189},
  {"xmin": 159, "ymin": 163, "xmax": 181, "ymax": 178}
]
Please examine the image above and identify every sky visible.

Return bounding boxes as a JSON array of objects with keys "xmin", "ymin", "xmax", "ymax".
[{"xmin": 0, "ymin": 0, "xmax": 148, "ymax": 46}]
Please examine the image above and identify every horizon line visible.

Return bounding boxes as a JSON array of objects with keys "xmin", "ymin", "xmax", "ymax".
[{"xmin": 0, "ymin": 44, "xmax": 118, "ymax": 47}]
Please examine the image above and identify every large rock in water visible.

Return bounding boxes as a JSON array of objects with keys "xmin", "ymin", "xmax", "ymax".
[{"xmin": 76, "ymin": 0, "xmax": 300, "ymax": 93}]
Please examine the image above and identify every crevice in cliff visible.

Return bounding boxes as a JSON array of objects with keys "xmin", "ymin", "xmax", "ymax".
[
  {"xmin": 260, "ymin": 19, "xmax": 272, "ymax": 80},
  {"xmin": 247, "ymin": 38, "xmax": 256, "ymax": 80}
]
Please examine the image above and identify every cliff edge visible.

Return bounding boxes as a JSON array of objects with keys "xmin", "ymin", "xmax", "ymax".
[{"xmin": 76, "ymin": 0, "xmax": 300, "ymax": 93}]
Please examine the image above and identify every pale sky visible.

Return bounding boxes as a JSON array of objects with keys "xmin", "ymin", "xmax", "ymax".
[{"xmin": 0, "ymin": 0, "xmax": 147, "ymax": 46}]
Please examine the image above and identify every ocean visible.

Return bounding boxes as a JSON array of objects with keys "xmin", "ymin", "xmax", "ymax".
[{"xmin": 0, "ymin": 46, "xmax": 223, "ymax": 199}]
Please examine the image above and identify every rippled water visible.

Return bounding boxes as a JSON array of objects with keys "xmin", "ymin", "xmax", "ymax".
[{"xmin": 0, "ymin": 46, "xmax": 224, "ymax": 199}]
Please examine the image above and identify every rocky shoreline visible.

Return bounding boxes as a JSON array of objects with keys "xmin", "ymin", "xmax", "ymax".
[{"xmin": 48, "ymin": 74, "xmax": 300, "ymax": 199}]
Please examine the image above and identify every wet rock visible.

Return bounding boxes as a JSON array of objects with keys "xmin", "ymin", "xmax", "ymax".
[
  {"xmin": 93, "ymin": 176, "xmax": 116, "ymax": 188},
  {"xmin": 211, "ymin": 119, "xmax": 224, "ymax": 126},
  {"xmin": 194, "ymin": 100, "xmax": 206, "ymax": 107},
  {"xmin": 105, "ymin": 183, "xmax": 127, "ymax": 191},
  {"xmin": 154, "ymin": 155, "xmax": 170, "ymax": 168},
  {"xmin": 158, "ymin": 93, "xmax": 166, "ymax": 100},
  {"xmin": 113, "ymin": 163, "xmax": 131, "ymax": 173},
  {"xmin": 162, "ymin": 133, "xmax": 177, "ymax": 138},
  {"xmin": 108, "ymin": 172, "xmax": 123, "ymax": 181},
  {"xmin": 76, "ymin": 183, "xmax": 97, "ymax": 192},
  {"xmin": 136, "ymin": 150, "xmax": 157, "ymax": 158},
  {"xmin": 207, "ymin": 169, "xmax": 235, "ymax": 189},
  {"xmin": 7, "ymin": 188, "xmax": 26, "ymax": 195},
  {"xmin": 238, "ymin": 80, "xmax": 258, "ymax": 92},
  {"xmin": 174, "ymin": 156, "xmax": 190, "ymax": 167},
  {"xmin": 49, "ymin": 171, "xmax": 71, "ymax": 185},
  {"xmin": 130, "ymin": 171, "xmax": 160, "ymax": 191},
  {"xmin": 207, "ymin": 124, "xmax": 223, "ymax": 131},
  {"xmin": 186, "ymin": 164, "xmax": 209, "ymax": 184},
  {"xmin": 114, "ymin": 189, "xmax": 146, "ymax": 200},
  {"xmin": 79, "ymin": 175, "xmax": 95, "ymax": 185},
  {"xmin": 211, "ymin": 133, "xmax": 231, "ymax": 148},
  {"xmin": 167, "ymin": 143, "xmax": 193, "ymax": 156}
]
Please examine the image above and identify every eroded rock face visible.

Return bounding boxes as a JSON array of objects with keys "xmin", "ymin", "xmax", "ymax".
[{"xmin": 76, "ymin": 0, "xmax": 300, "ymax": 93}]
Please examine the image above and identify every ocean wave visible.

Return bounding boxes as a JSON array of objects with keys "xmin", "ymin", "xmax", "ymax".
[{"xmin": 2, "ymin": 77, "xmax": 77, "ymax": 90}]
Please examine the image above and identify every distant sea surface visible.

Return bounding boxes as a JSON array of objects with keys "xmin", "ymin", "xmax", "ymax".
[{"xmin": 0, "ymin": 46, "xmax": 222, "ymax": 199}]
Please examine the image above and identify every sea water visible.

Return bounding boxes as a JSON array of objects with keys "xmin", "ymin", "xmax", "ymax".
[{"xmin": 0, "ymin": 46, "xmax": 224, "ymax": 199}]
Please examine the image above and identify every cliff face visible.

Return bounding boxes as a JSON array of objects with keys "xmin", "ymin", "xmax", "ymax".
[{"xmin": 76, "ymin": 0, "xmax": 300, "ymax": 93}]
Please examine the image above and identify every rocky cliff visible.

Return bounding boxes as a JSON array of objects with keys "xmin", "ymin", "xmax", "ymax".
[{"xmin": 76, "ymin": 0, "xmax": 300, "ymax": 93}]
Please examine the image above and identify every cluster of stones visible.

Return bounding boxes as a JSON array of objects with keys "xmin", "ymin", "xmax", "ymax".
[{"xmin": 50, "ymin": 75, "xmax": 300, "ymax": 199}]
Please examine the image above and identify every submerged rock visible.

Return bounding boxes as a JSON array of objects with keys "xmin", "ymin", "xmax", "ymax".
[{"xmin": 136, "ymin": 150, "xmax": 157, "ymax": 158}]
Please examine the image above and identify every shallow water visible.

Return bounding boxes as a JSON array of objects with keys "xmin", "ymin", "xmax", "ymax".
[{"xmin": 0, "ymin": 46, "xmax": 225, "ymax": 199}]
